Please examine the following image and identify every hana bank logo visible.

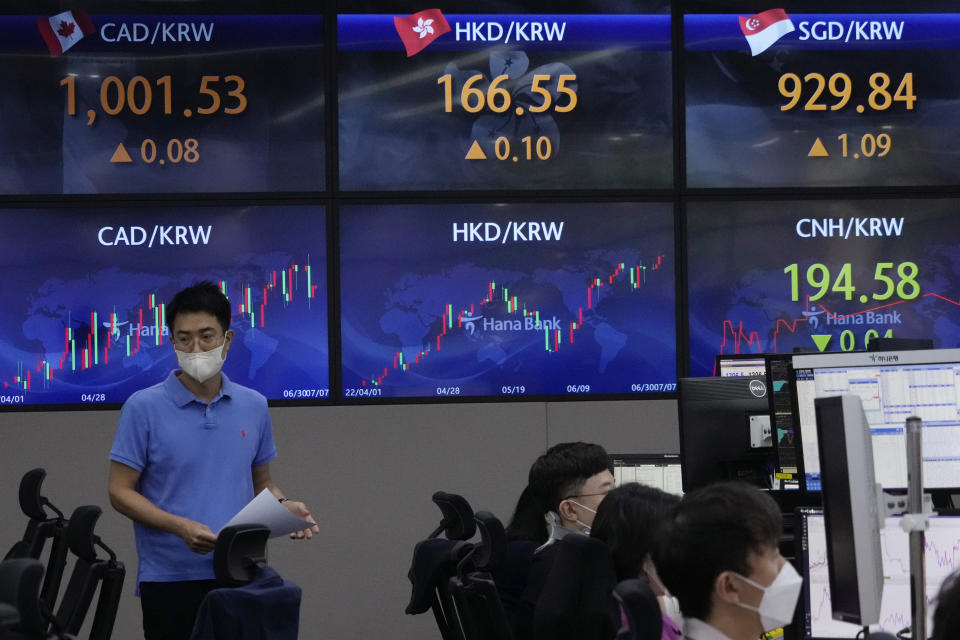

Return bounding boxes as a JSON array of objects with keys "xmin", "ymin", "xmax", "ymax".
[
  {"xmin": 394, "ymin": 9, "xmax": 451, "ymax": 57},
  {"xmin": 739, "ymin": 8, "xmax": 795, "ymax": 56},
  {"xmin": 461, "ymin": 314, "xmax": 484, "ymax": 337}
]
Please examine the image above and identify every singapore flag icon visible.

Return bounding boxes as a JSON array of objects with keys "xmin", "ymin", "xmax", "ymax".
[{"xmin": 739, "ymin": 8, "xmax": 795, "ymax": 56}]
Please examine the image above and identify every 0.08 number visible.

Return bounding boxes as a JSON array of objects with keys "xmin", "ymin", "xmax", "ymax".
[{"xmin": 784, "ymin": 262, "xmax": 920, "ymax": 302}]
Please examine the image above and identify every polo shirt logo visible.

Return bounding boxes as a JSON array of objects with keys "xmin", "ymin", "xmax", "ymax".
[{"xmin": 241, "ymin": 429, "xmax": 246, "ymax": 438}]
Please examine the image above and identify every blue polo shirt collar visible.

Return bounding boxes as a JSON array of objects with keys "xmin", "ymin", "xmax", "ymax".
[{"xmin": 163, "ymin": 370, "xmax": 235, "ymax": 407}]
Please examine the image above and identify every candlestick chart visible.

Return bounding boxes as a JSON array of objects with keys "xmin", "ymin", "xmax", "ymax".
[
  {"xmin": 0, "ymin": 205, "xmax": 328, "ymax": 406},
  {"xmin": 339, "ymin": 203, "xmax": 676, "ymax": 398}
]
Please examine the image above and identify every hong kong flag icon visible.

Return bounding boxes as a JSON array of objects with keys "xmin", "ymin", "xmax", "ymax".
[
  {"xmin": 394, "ymin": 9, "xmax": 450, "ymax": 57},
  {"xmin": 37, "ymin": 9, "xmax": 95, "ymax": 56}
]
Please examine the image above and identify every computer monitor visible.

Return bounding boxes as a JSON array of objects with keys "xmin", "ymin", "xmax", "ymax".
[
  {"xmin": 796, "ymin": 507, "xmax": 960, "ymax": 638},
  {"xmin": 677, "ymin": 376, "xmax": 774, "ymax": 492},
  {"xmin": 610, "ymin": 454, "xmax": 683, "ymax": 495},
  {"xmin": 715, "ymin": 353, "xmax": 767, "ymax": 378},
  {"xmin": 793, "ymin": 349, "xmax": 960, "ymax": 491},
  {"xmin": 814, "ymin": 395, "xmax": 883, "ymax": 626}
]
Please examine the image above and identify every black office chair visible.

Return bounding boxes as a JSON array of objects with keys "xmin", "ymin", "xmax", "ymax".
[
  {"xmin": 213, "ymin": 524, "xmax": 270, "ymax": 587},
  {"xmin": 190, "ymin": 524, "xmax": 301, "ymax": 640},
  {"xmin": 532, "ymin": 534, "xmax": 620, "ymax": 640},
  {"xmin": 52, "ymin": 506, "xmax": 124, "ymax": 640},
  {"xmin": 405, "ymin": 492, "xmax": 478, "ymax": 640},
  {"xmin": 447, "ymin": 511, "xmax": 513, "ymax": 640},
  {"xmin": 613, "ymin": 579, "xmax": 662, "ymax": 640},
  {"xmin": 0, "ymin": 557, "xmax": 71, "ymax": 640},
  {"xmin": 4, "ymin": 469, "xmax": 69, "ymax": 614}
]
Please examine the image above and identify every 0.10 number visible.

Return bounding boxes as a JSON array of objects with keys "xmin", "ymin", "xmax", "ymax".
[{"xmin": 493, "ymin": 136, "xmax": 552, "ymax": 161}]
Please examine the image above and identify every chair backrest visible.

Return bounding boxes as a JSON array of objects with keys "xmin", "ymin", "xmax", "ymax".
[
  {"xmin": 54, "ymin": 505, "xmax": 125, "ymax": 640},
  {"xmin": 405, "ymin": 492, "xmax": 479, "ymax": 640},
  {"xmin": 613, "ymin": 579, "xmax": 663, "ymax": 640},
  {"xmin": 532, "ymin": 535, "xmax": 620, "ymax": 640},
  {"xmin": 0, "ymin": 558, "xmax": 47, "ymax": 636},
  {"xmin": 3, "ymin": 468, "xmax": 70, "ymax": 613},
  {"xmin": 214, "ymin": 524, "xmax": 270, "ymax": 587},
  {"xmin": 448, "ymin": 511, "xmax": 513, "ymax": 640}
]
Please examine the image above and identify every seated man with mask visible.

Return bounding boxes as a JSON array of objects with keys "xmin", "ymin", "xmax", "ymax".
[
  {"xmin": 506, "ymin": 442, "xmax": 614, "ymax": 638},
  {"xmin": 653, "ymin": 482, "xmax": 802, "ymax": 640}
]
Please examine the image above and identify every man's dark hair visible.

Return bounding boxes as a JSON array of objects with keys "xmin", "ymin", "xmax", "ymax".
[
  {"xmin": 590, "ymin": 483, "xmax": 681, "ymax": 582},
  {"xmin": 653, "ymin": 482, "xmax": 782, "ymax": 621},
  {"xmin": 505, "ymin": 442, "xmax": 612, "ymax": 543},
  {"xmin": 165, "ymin": 281, "xmax": 231, "ymax": 333},
  {"xmin": 933, "ymin": 570, "xmax": 960, "ymax": 640}
]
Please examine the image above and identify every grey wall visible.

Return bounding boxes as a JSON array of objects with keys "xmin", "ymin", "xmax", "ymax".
[{"xmin": 0, "ymin": 399, "xmax": 678, "ymax": 639}]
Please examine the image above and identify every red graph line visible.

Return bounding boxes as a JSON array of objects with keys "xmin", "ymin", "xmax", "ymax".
[{"xmin": 716, "ymin": 291, "xmax": 956, "ymax": 359}]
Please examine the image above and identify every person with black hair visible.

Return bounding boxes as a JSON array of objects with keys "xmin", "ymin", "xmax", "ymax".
[
  {"xmin": 506, "ymin": 441, "xmax": 614, "ymax": 545},
  {"xmin": 107, "ymin": 282, "xmax": 318, "ymax": 640},
  {"xmin": 932, "ymin": 569, "xmax": 960, "ymax": 640},
  {"xmin": 653, "ymin": 482, "xmax": 802, "ymax": 640},
  {"xmin": 590, "ymin": 483, "xmax": 682, "ymax": 639},
  {"xmin": 500, "ymin": 441, "xmax": 614, "ymax": 638}
]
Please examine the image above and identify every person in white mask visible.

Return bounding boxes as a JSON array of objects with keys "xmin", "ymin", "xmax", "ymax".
[
  {"xmin": 589, "ymin": 482, "xmax": 683, "ymax": 639},
  {"xmin": 505, "ymin": 442, "xmax": 614, "ymax": 639},
  {"xmin": 107, "ymin": 281, "xmax": 318, "ymax": 640},
  {"xmin": 653, "ymin": 482, "xmax": 802, "ymax": 640}
]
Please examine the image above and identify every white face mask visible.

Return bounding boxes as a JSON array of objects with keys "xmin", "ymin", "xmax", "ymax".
[
  {"xmin": 176, "ymin": 338, "xmax": 227, "ymax": 383},
  {"xmin": 643, "ymin": 556, "xmax": 683, "ymax": 626},
  {"xmin": 568, "ymin": 499, "xmax": 596, "ymax": 534},
  {"xmin": 733, "ymin": 561, "xmax": 803, "ymax": 632},
  {"xmin": 658, "ymin": 595, "xmax": 683, "ymax": 627}
]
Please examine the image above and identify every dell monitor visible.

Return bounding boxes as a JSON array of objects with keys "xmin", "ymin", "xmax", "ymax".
[{"xmin": 677, "ymin": 376, "xmax": 774, "ymax": 492}]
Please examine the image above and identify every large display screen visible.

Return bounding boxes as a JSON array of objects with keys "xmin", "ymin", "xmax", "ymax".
[
  {"xmin": 685, "ymin": 5, "xmax": 960, "ymax": 187},
  {"xmin": 0, "ymin": 6, "xmax": 323, "ymax": 194},
  {"xmin": 0, "ymin": 205, "xmax": 329, "ymax": 407},
  {"xmin": 338, "ymin": 4, "xmax": 672, "ymax": 190},
  {"xmin": 339, "ymin": 203, "xmax": 676, "ymax": 399},
  {"xmin": 687, "ymin": 198, "xmax": 960, "ymax": 377}
]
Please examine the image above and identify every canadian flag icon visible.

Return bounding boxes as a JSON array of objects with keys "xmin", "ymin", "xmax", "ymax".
[
  {"xmin": 394, "ymin": 9, "xmax": 451, "ymax": 57},
  {"xmin": 37, "ymin": 9, "xmax": 95, "ymax": 57}
]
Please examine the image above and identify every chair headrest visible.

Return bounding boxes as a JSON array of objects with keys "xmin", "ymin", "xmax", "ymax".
[
  {"xmin": 405, "ymin": 538, "xmax": 472, "ymax": 615},
  {"xmin": 471, "ymin": 511, "xmax": 506, "ymax": 572},
  {"xmin": 214, "ymin": 524, "xmax": 269, "ymax": 587},
  {"xmin": 18, "ymin": 468, "xmax": 49, "ymax": 521},
  {"xmin": 67, "ymin": 505, "xmax": 102, "ymax": 561},
  {"xmin": 431, "ymin": 491, "xmax": 476, "ymax": 540}
]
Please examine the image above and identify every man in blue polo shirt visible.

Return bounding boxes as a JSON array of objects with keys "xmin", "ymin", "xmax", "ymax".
[{"xmin": 108, "ymin": 281, "xmax": 317, "ymax": 640}]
